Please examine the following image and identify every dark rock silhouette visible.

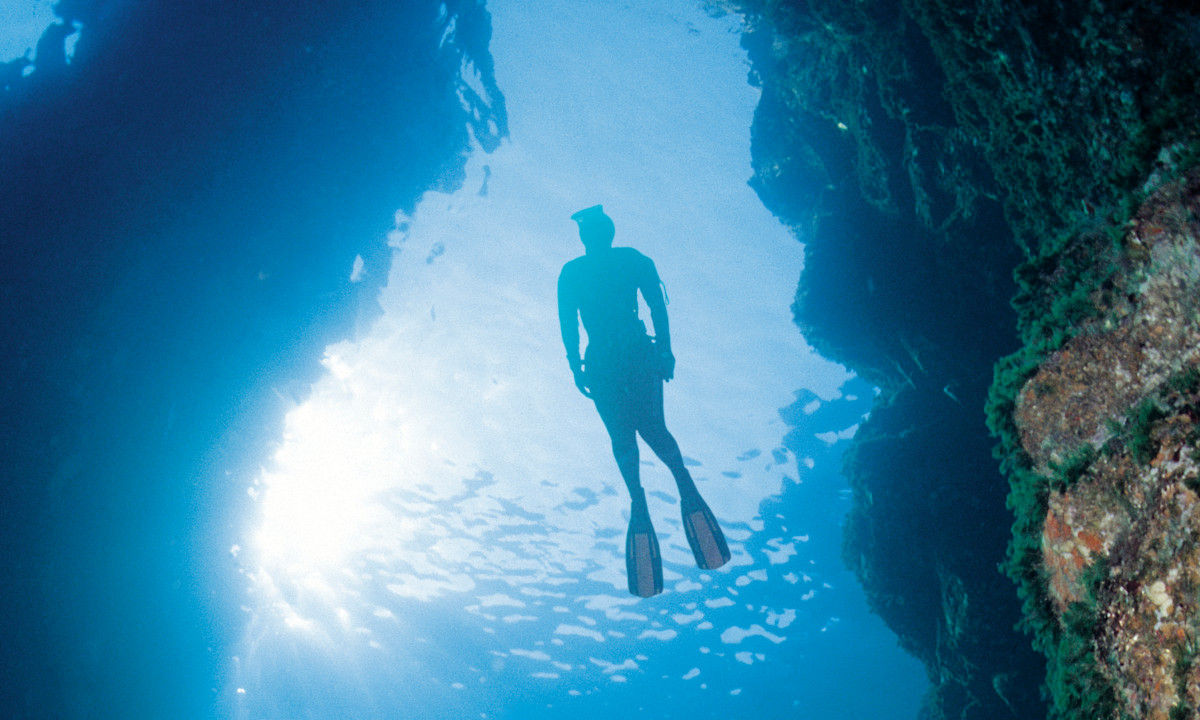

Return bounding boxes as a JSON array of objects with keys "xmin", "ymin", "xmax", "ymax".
[{"xmin": 0, "ymin": 1, "xmax": 505, "ymax": 717}]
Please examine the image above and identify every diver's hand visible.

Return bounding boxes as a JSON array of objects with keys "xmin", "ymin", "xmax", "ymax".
[
  {"xmin": 658, "ymin": 350, "xmax": 675, "ymax": 381},
  {"xmin": 572, "ymin": 365, "xmax": 592, "ymax": 398}
]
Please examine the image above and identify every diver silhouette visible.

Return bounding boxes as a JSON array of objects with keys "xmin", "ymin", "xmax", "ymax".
[{"xmin": 557, "ymin": 205, "xmax": 730, "ymax": 598}]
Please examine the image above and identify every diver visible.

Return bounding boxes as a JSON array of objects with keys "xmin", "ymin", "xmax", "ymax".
[{"xmin": 557, "ymin": 205, "xmax": 730, "ymax": 598}]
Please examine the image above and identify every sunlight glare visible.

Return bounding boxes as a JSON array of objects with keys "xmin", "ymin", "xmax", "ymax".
[{"xmin": 252, "ymin": 387, "xmax": 402, "ymax": 571}]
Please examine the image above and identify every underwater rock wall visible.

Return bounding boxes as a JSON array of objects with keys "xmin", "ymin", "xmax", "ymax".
[
  {"xmin": 731, "ymin": 1, "xmax": 1042, "ymax": 717},
  {"xmin": 731, "ymin": 0, "xmax": 1200, "ymax": 718},
  {"xmin": 0, "ymin": 1, "xmax": 505, "ymax": 717},
  {"xmin": 1009, "ymin": 170, "xmax": 1200, "ymax": 719}
]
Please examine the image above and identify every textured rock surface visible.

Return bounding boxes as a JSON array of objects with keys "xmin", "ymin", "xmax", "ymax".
[
  {"xmin": 1016, "ymin": 170, "xmax": 1200, "ymax": 720},
  {"xmin": 1017, "ymin": 172, "xmax": 1200, "ymax": 474}
]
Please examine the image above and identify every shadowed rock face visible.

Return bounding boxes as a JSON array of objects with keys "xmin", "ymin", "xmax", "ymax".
[
  {"xmin": 0, "ymin": 1, "xmax": 505, "ymax": 717},
  {"xmin": 730, "ymin": 1, "xmax": 1040, "ymax": 717}
]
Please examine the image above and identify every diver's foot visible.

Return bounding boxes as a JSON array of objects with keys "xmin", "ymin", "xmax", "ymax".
[
  {"xmin": 674, "ymin": 479, "xmax": 698, "ymax": 500},
  {"xmin": 629, "ymin": 489, "xmax": 650, "ymax": 518},
  {"xmin": 670, "ymin": 469, "xmax": 699, "ymax": 499},
  {"xmin": 625, "ymin": 506, "xmax": 663, "ymax": 597},
  {"xmin": 680, "ymin": 490, "xmax": 730, "ymax": 570}
]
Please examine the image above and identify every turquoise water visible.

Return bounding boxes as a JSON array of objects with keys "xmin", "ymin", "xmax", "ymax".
[{"xmin": 1, "ymin": 1, "xmax": 927, "ymax": 718}]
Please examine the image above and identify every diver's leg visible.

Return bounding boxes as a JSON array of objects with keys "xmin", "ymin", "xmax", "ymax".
[
  {"xmin": 595, "ymin": 380, "xmax": 661, "ymax": 596},
  {"xmin": 637, "ymin": 376, "xmax": 729, "ymax": 569},
  {"xmin": 593, "ymin": 388, "xmax": 646, "ymax": 508},
  {"xmin": 640, "ymin": 426, "xmax": 697, "ymax": 497},
  {"xmin": 636, "ymin": 377, "xmax": 697, "ymax": 497},
  {"xmin": 610, "ymin": 428, "xmax": 645, "ymax": 508}
]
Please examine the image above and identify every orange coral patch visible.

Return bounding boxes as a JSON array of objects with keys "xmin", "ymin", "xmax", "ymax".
[
  {"xmin": 1044, "ymin": 510, "xmax": 1071, "ymax": 543},
  {"xmin": 1077, "ymin": 530, "xmax": 1104, "ymax": 553}
]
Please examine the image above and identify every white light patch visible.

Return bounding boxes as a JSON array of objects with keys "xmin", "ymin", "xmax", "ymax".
[
  {"xmin": 764, "ymin": 539, "xmax": 796, "ymax": 565},
  {"xmin": 719, "ymin": 624, "xmax": 786, "ymax": 645},
  {"xmin": 590, "ymin": 657, "xmax": 639, "ymax": 675},
  {"xmin": 555, "ymin": 624, "xmax": 605, "ymax": 643},
  {"xmin": 734, "ymin": 569, "xmax": 768, "ymax": 587},
  {"xmin": 252, "ymin": 396, "xmax": 401, "ymax": 569},
  {"xmin": 510, "ymin": 648, "xmax": 552, "ymax": 661},
  {"xmin": 767, "ymin": 608, "xmax": 796, "ymax": 629}
]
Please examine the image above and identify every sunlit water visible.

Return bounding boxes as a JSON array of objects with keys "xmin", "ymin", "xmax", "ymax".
[
  {"xmin": 230, "ymin": 1, "xmax": 928, "ymax": 718},
  {"xmin": 0, "ymin": 0, "xmax": 78, "ymax": 67}
]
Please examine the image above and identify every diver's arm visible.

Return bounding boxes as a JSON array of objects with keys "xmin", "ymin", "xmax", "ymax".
[
  {"xmin": 640, "ymin": 258, "xmax": 675, "ymax": 380},
  {"xmin": 644, "ymin": 283, "xmax": 670, "ymax": 351},
  {"xmin": 557, "ymin": 269, "xmax": 591, "ymax": 396}
]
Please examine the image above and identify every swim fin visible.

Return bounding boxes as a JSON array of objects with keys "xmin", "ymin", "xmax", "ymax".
[
  {"xmin": 680, "ymin": 489, "xmax": 730, "ymax": 570},
  {"xmin": 625, "ymin": 504, "xmax": 663, "ymax": 598}
]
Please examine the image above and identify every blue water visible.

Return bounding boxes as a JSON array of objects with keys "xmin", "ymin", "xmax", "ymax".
[{"xmin": 1, "ymin": 2, "xmax": 927, "ymax": 718}]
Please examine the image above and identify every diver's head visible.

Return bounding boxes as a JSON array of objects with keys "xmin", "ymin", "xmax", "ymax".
[{"xmin": 571, "ymin": 204, "xmax": 615, "ymax": 253}]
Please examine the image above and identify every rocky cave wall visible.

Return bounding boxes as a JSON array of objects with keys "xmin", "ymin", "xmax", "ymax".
[{"xmin": 728, "ymin": 0, "xmax": 1200, "ymax": 718}]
